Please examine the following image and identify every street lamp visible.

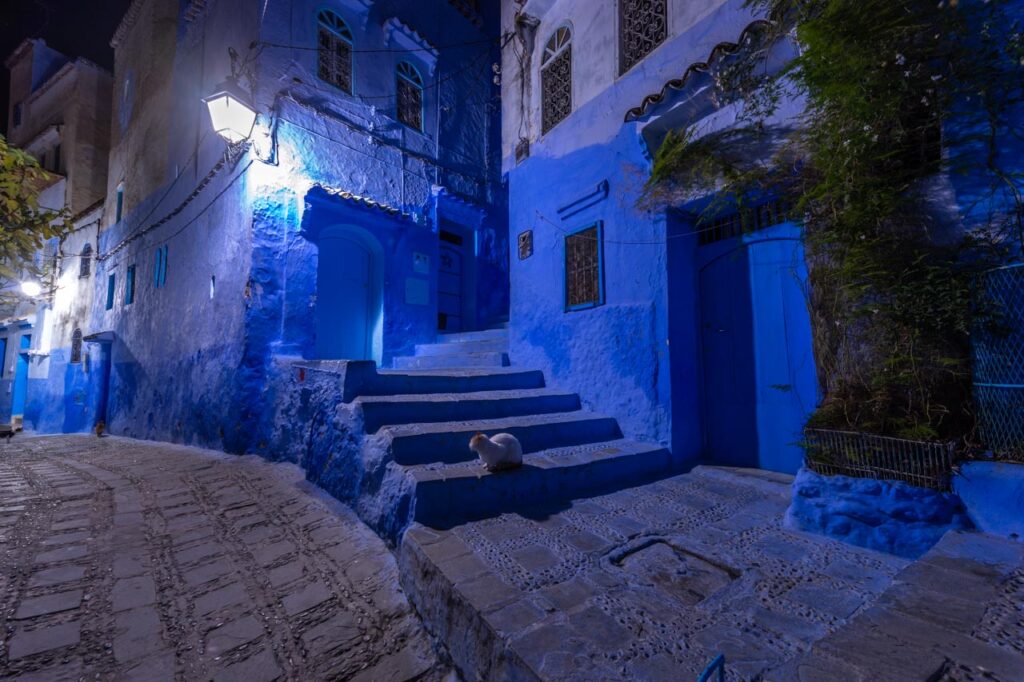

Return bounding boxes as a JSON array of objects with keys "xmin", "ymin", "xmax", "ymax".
[
  {"xmin": 20, "ymin": 281, "xmax": 42, "ymax": 297},
  {"xmin": 202, "ymin": 77, "xmax": 257, "ymax": 143}
]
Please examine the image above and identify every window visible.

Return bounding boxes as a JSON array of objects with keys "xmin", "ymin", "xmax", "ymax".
[
  {"xmin": 12, "ymin": 102, "xmax": 22, "ymax": 127},
  {"xmin": 541, "ymin": 26, "xmax": 572, "ymax": 134},
  {"xmin": 396, "ymin": 61, "xmax": 424, "ymax": 131},
  {"xmin": 115, "ymin": 183, "xmax": 125, "ymax": 222},
  {"xmin": 70, "ymin": 329, "xmax": 83, "ymax": 364},
  {"xmin": 80, "ymin": 244, "xmax": 92, "ymax": 278},
  {"xmin": 51, "ymin": 144, "xmax": 61, "ymax": 173},
  {"xmin": 318, "ymin": 10, "xmax": 353, "ymax": 93},
  {"xmin": 106, "ymin": 274, "xmax": 116, "ymax": 310},
  {"xmin": 697, "ymin": 198, "xmax": 794, "ymax": 246},
  {"xmin": 154, "ymin": 245, "xmax": 168, "ymax": 288},
  {"xmin": 125, "ymin": 265, "xmax": 136, "ymax": 305},
  {"xmin": 564, "ymin": 222, "xmax": 604, "ymax": 310},
  {"xmin": 619, "ymin": 0, "xmax": 668, "ymax": 75}
]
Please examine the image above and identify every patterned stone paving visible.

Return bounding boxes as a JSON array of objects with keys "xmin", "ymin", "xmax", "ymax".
[
  {"xmin": 0, "ymin": 435, "xmax": 444, "ymax": 681},
  {"xmin": 400, "ymin": 466, "xmax": 1024, "ymax": 681}
]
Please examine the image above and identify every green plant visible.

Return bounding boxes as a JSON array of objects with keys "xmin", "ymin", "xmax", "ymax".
[{"xmin": 644, "ymin": 0, "xmax": 1024, "ymax": 442}]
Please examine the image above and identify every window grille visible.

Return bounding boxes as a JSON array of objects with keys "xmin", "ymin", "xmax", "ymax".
[
  {"xmin": 70, "ymin": 329, "xmax": 83, "ymax": 364},
  {"xmin": 318, "ymin": 10, "xmax": 354, "ymax": 93},
  {"xmin": 697, "ymin": 198, "xmax": 793, "ymax": 246},
  {"xmin": 80, "ymin": 244, "xmax": 92, "ymax": 278},
  {"xmin": 565, "ymin": 223, "xmax": 603, "ymax": 310},
  {"xmin": 396, "ymin": 61, "xmax": 424, "ymax": 131},
  {"xmin": 541, "ymin": 26, "xmax": 572, "ymax": 134},
  {"xmin": 619, "ymin": 0, "xmax": 668, "ymax": 75}
]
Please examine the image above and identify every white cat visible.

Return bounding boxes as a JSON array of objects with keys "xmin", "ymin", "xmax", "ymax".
[{"xmin": 469, "ymin": 432, "xmax": 523, "ymax": 472}]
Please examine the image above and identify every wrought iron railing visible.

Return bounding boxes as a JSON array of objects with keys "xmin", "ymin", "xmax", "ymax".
[{"xmin": 803, "ymin": 429, "xmax": 956, "ymax": 491}]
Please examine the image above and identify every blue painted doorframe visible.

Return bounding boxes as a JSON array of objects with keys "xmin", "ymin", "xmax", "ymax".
[
  {"xmin": 12, "ymin": 334, "xmax": 31, "ymax": 420},
  {"xmin": 687, "ymin": 222, "xmax": 818, "ymax": 474}
]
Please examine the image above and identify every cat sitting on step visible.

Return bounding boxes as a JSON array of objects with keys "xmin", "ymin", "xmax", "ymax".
[{"xmin": 469, "ymin": 432, "xmax": 523, "ymax": 472}]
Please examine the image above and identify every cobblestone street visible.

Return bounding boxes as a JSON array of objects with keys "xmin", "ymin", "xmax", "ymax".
[{"xmin": 0, "ymin": 435, "xmax": 443, "ymax": 681}]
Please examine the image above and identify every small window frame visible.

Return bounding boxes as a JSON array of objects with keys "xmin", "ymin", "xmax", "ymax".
[
  {"xmin": 125, "ymin": 265, "xmax": 136, "ymax": 305},
  {"xmin": 540, "ymin": 25, "xmax": 573, "ymax": 135},
  {"xmin": 79, "ymin": 244, "xmax": 93, "ymax": 279},
  {"xmin": 396, "ymin": 61, "xmax": 425, "ymax": 132},
  {"xmin": 70, "ymin": 328, "xmax": 83, "ymax": 364},
  {"xmin": 316, "ymin": 9, "xmax": 355, "ymax": 94},
  {"xmin": 105, "ymin": 273, "xmax": 116, "ymax": 310},
  {"xmin": 563, "ymin": 221, "xmax": 605, "ymax": 312}
]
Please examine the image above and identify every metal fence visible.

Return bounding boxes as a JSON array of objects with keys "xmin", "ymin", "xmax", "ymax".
[
  {"xmin": 803, "ymin": 429, "xmax": 956, "ymax": 491},
  {"xmin": 973, "ymin": 263, "xmax": 1024, "ymax": 461}
]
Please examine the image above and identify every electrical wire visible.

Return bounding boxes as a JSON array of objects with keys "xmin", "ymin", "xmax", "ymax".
[
  {"xmin": 532, "ymin": 209, "xmax": 766, "ymax": 245},
  {"xmin": 257, "ymin": 36, "xmax": 499, "ymax": 54}
]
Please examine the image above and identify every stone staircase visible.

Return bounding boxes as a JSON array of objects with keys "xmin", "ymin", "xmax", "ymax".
[{"xmin": 335, "ymin": 326, "xmax": 680, "ymax": 542}]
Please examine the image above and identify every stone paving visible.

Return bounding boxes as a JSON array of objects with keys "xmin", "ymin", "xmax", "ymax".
[
  {"xmin": 0, "ymin": 435, "xmax": 444, "ymax": 681},
  {"xmin": 399, "ymin": 466, "xmax": 1024, "ymax": 681}
]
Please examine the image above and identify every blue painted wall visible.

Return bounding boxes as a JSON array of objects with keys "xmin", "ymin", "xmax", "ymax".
[{"xmin": 59, "ymin": 0, "xmax": 507, "ymax": 459}]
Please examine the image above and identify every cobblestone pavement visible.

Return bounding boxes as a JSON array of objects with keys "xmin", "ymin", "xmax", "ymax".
[
  {"xmin": 0, "ymin": 435, "xmax": 444, "ymax": 681},
  {"xmin": 400, "ymin": 466, "xmax": 1024, "ymax": 681}
]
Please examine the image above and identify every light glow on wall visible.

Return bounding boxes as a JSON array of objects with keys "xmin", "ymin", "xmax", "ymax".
[{"xmin": 20, "ymin": 281, "xmax": 42, "ymax": 297}]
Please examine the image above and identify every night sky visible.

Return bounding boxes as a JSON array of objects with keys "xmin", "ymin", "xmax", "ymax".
[{"xmin": 1, "ymin": 0, "xmax": 132, "ymax": 136}]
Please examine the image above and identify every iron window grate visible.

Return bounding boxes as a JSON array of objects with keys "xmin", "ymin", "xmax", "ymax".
[
  {"xmin": 318, "ymin": 11, "xmax": 353, "ymax": 94},
  {"xmin": 697, "ymin": 198, "xmax": 793, "ymax": 246},
  {"xmin": 619, "ymin": 0, "xmax": 668, "ymax": 75},
  {"xmin": 565, "ymin": 223, "xmax": 603, "ymax": 310}
]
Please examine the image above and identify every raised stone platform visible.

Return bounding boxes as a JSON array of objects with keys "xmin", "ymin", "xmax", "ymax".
[{"xmin": 399, "ymin": 466, "xmax": 912, "ymax": 680}]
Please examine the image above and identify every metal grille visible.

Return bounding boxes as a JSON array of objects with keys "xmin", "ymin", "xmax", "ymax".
[
  {"xmin": 619, "ymin": 0, "xmax": 668, "ymax": 75},
  {"xmin": 70, "ymin": 329, "xmax": 82, "ymax": 364},
  {"xmin": 518, "ymin": 230, "xmax": 533, "ymax": 260},
  {"xmin": 79, "ymin": 244, "xmax": 92, "ymax": 278},
  {"xmin": 698, "ymin": 199, "xmax": 792, "ymax": 246},
  {"xmin": 318, "ymin": 27, "xmax": 352, "ymax": 93},
  {"xmin": 542, "ymin": 45, "xmax": 572, "ymax": 134},
  {"xmin": 973, "ymin": 264, "xmax": 1024, "ymax": 460},
  {"xmin": 397, "ymin": 75, "xmax": 423, "ymax": 131},
  {"xmin": 565, "ymin": 226, "xmax": 601, "ymax": 309},
  {"xmin": 804, "ymin": 429, "xmax": 956, "ymax": 491}
]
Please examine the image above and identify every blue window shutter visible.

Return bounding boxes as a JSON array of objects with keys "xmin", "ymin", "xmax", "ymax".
[
  {"xmin": 125, "ymin": 265, "xmax": 136, "ymax": 304},
  {"xmin": 106, "ymin": 274, "xmax": 116, "ymax": 310}
]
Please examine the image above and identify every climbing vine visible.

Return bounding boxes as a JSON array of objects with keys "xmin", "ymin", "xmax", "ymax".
[{"xmin": 645, "ymin": 0, "xmax": 1024, "ymax": 442}]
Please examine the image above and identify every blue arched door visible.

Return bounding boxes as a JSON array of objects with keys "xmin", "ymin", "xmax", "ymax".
[{"xmin": 316, "ymin": 228, "xmax": 380, "ymax": 361}]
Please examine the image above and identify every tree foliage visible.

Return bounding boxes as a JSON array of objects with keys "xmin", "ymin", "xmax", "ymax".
[
  {"xmin": 644, "ymin": 0, "xmax": 1024, "ymax": 442},
  {"xmin": 0, "ymin": 133, "xmax": 71, "ymax": 288}
]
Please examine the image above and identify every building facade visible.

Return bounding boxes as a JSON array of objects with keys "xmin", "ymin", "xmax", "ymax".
[
  {"xmin": 500, "ymin": 0, "xmax": 818, "ymax": 473},
  {"xmin": 84, "ymin": 0, "xmax": 506, "ymax": 453},
  {"xmin": 1, "ymin": 39, "xmax": 112, "ymax": 432}
]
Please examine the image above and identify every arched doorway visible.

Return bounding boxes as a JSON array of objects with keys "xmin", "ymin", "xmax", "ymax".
[{"xmin": 316, "ymin": 226, "xmax": 383, "ymax": 362}]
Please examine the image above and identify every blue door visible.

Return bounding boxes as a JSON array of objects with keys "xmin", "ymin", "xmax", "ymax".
[
  {"xmin": 12, "ymin": 334, "xmax": 31, "ymax": 419},
  {"xmin": 700, "ymin": 251, "xmax": 758, "ymax": 467},
  {"xmin": 317, "ymin": 230, "xmax": 374, "ymax": 360}
]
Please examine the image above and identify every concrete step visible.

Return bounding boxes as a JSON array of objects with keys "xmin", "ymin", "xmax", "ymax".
[
  {"xmin": 407, "ymin": 439, "xmax": 677, "ymax": 527},
  {"xmin": 437, "ymin": 328, "xmax": 509, "ymax": 344},
  {"xmin": 367, "ymin": 368, "xmax": 545, "ymax": 396},
  {"xmin": 381, "ymin": 411, "xmax": 623, "ymax": 466},
  {"xmin": 356, "ymin": 389, "xmax": 582, "ymax": 434},
  {"xmin": 415, "ymin": 338, "xmax": 509, "ymax": 356},
  {"xmin": 392, "ymin": 352, "xmax": 510, "ymax": 370}
]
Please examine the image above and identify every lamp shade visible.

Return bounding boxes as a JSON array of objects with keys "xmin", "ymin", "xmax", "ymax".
[{"xmin": 203, "ymin": 79, "xmax": 257, "ymax": 143}]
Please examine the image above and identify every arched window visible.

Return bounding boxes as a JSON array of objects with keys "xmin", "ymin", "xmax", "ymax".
[
  {"xmin": 318, "ymin": 10, "xmax": 353, "ymax": 93},
  {"xmin": 541, "ymin": 26, "xmax": 572, "ymax": 134},
  {"xmin": 80, "ymin": 244, "xmax": 92, "ymax": 278},
  {"xmin": 70, "ymin": 328, "xmax": 83, "ymax": 364},
  {"xmin": 396, "ymin": 61, "xmax": 424, "ymax": 131},
  {"xmin": 619, "ymin": 0, "xmax": 668, "ymax": 74}
]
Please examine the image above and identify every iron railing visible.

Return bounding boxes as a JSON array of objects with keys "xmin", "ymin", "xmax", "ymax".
[{"xmin": 803, "ymin": 429, "xmax": 956, "ymax": 491}]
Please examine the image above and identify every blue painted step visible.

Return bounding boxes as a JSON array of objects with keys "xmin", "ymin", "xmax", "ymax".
[
  {"xmin": 368, "ymin": 368, "xmax": 544, "ymax": 396},
  {"xmin": 355, "ymin": 388, "xmax": 581, "ymax": 434},
  {"xmin": 415, "ymin": 338, "xmax": 508, "ymax": 356},
  {"xmin": 381, "ymin": 411, "xmax": 623, "ymax": 465},
  {"xmin": 407, "ymin": 439, "xmax": 677, "ymax": 527},
  {"xmin": 392, "ymin": 352, "xmax": 511, "ymax": 370},
  {"xmin": 436, "ymin": 329, "xmax": 508, "ymax": 343}
]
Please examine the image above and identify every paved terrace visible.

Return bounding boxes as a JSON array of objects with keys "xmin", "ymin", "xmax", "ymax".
[
  {"xmin": 0, "ymin": 435, "xmax": 445, "ymax": 681},
  {"xmin": 400, "ymin": 467, "xmax": 1024, "ymax": 681}
]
